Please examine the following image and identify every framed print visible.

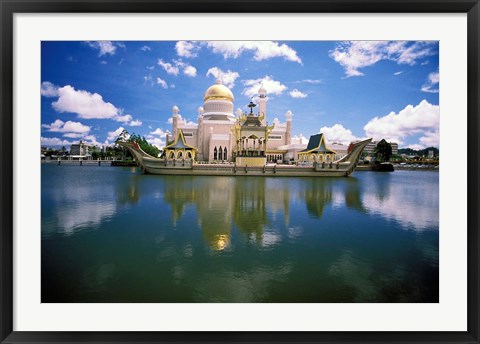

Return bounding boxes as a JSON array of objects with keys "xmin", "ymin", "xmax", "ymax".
[{"xmin": 1, "ymin": 0, "xmax": 479, "ymax": 343}]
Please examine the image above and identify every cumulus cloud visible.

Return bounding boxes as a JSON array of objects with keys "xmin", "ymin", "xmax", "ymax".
[
  {"xmin": 52, "ymin": 85, "xmax": 118, "ymax": 119},
  {"xmin": 128, "ymin": 119, "xmax": 142, "ymax": 127},
  {"xmin": 242, "ymin": 76, "xmax": 287, "ymax": 98},
  {"xmin": 41, "ymin": 119, "xmax": 91, "ymax": 136},
  {"xmin": 175, "ymin": 41, "xmax": 200, "ymax": 58},
  {"xmin": 86, "ymin": 41, "xmax": 124, "ymax": 57},
  {"xmin": 158, "ymin": 59, "xmax": 197, "ymax": 77},
  {"xmin": 175, "ymin": 41, "xmax": 302, "ymax": 64},
  {"xmin": 149, "ymin": 128, "xmax": 168, "ymax": 137},
  {"xmin": 107, "ymin": 127, "xmax": 128, "ymax": 142},
  {"xmin": 363, "ymin": 99, "xmax": 439, "ymax": 147},
  {"xmin": 47, "ymin": 84, "xmax": 142, "ymax": 126},
  {"xmin": 421, "ymin": 71, "xmax": 439, "ymax": 93},
  {"xmin": 140, "ymin": 45, "xmax": 151, "ymax": 51},
  {"xmin": 329, "ymin": 41, "xmax": 437, "ymax": 77},
  {"xmin": 206, "ymin": 67, "xmax": 240, "ymax": 88},
  {"xmin": 289, "ymin": 89, "xmax": 307, "ymax": 98},
  {"xmin": 156, "ymin": 77, "xmax": 168, "ymax": 89},
  {"xmin": 394, "ymin": 71, "xmax": 403, "ymax": 76},
  {"xmin": 158, "ymin": 59, "xmax": 179, "ymax": 76},
  {"xmin": 41, "ymin": 136, "xmax": 73, "ymax": 147},
  {"xmin": 320, "ymin": 124, "xmax": 361, "ymax": 145},
  {"xmin": 291, "ymin": 134, "xmax": 309, "ymax": 145},
  {"xmin": 41, "ymin": 81, "xmax": 59, "ymax": 97},
  {"xmin": 183, "ymin": 65, "xmax": 197, "ymax": 77},
  {"xmin": 146, "ymin": 128, "xmax": 168, "ymax": 149}
]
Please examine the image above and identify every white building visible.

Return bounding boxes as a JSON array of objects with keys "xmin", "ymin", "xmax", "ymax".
[{"xmin": 166, "ymin": 76, "xmax": 296, "ymax": 163}]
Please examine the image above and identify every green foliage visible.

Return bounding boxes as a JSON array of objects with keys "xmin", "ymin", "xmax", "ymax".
[
  {"xmin": 374, "ymin": 139, "xmax": 392, "ymax": 162},
  {"xmin": 127, "ymin": 132, "xmax": 160, "ymax": 157}
]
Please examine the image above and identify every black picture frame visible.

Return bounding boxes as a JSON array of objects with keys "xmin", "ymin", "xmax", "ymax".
[{"xmin": 1, "ymin": 1, "xmax": 479, "ymax": 343}]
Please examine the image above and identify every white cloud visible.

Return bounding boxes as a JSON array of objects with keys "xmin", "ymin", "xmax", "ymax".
[
  {"xmin": 140, "ymin": 45, "xmax": 151, "ymax": 51},
  {"xmin": 421, "ymin": 71, "xmax": 439, "ymax": 93},
  {"xmin": 407, "ymin": 144, "xmax": 425, "ymax": 150},
  {"xmin": 145, "ymin": 136, "xmax": 166, "ymax": 149},
  {"xmin": 320, "ymin": 124, "xmax": 361, "ymax": 145},
  {"xmin": 128, "ymin": 119, "xmax": 142, "ymax": 127},
  {"xmin": 289, "ymin": 89, "xmax": 307, "ymax": 98},
  {"xmin": 300, "ymin": 79, "xmax": 322, "ymax": 84},
  {"xmin": 63, "ymin": 133, "xmax": 85, "ymax": 138},
  {"xmin": 41, "ymin": 136, "xmax": 73, "ymax": 147},
  {"xmin": 363, "ymin": 99, "xmax": 439, "ymax": 146},
  {"xmin": 115, "ymin": 114, "xmax": 133, "ymax": 123},
  {"xmin": 86, "ymin": 41, "xmax": 123, "ymax": 57},
  {"xmin": 206, "ymin": 67, "xmax": 240, "ymax": 88},
  {"xmin": 329, "ymin": 41, "xmax": 436, "ymax": 77},
  {"xmin": 175, "ymin": 41, "xmax": 200, "ymax": 58},
  {"xmin": 156, "ymin": 77, "xmax": 168, "ymax": 89},
  {"xmin": 158, "ymin": 59, "xmax": 197, "ymax": 77},
  {"xmin": 242, "ymin": 76, "xmax": 287, "ymax": 98},
  {"xmin": 291, "ymin": 134, "xmax": 309, "ymax": 145},
  {"xmin": 394, "ymin": 71, "xmax": 403, "ymax": 76},
  {"xmin": 146, "ymin": 66, "xmax": 154, "ymax": 70},
  {"xmin": 49, "ymin": 85, "xmax": 142, "ymax": 125},
  {"xmin": 41, "ymin": 81, "xmax": 59, "ymax": 97},
  {"xmin": 183, "ymin": 65, "xmax": 197, "ymax": 77},
  {"xmin": 205, "ymin": 41, "xmax": 302, "ymax": 64},
  {"xmin": 158, "ymin": 59, "xmax": 179, "ymax": 75},
  {"xmin": 149, "ymin": 128, "xmax": 168, "ymax": 137},
  {"xmin": 42, "ymin": 119, "xmax": 91, "ymax": 135},
  {"xmin": 175, "ymin": 41, "xmax": 302, "ymax": 64},
  {"xmin": 107, "ymin": 127, "xmax": 128, "ymax": 141},
  {"xmin": 52, "ymin": 85, "xmax": 118, "ymax": 119},
  {"xmin": 83, "ymin": 134, "xmax": 103, "ymax": 147}
]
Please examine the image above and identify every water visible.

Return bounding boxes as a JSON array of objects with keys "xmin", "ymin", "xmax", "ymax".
[{"xmin": 41, "ymin": 164, "xmax": 439, "ymax": 303}]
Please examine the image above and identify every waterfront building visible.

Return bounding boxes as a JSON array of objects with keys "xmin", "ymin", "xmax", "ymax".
[
  {"xmin": 70, "ymin": 140, "xmax": 91, "ymax": 157},
  {"xmin": 166, "ymin": 75, "xmax": 295, "ymax": 163},
  {"xmin": 298, "ymin": 133, "xmax": 336, "ymax": 162}
]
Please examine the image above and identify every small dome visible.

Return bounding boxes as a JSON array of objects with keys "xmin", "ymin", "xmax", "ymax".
[{"xmin": 204, "ymin": 80, "xmax": 234, "ymax": 102}]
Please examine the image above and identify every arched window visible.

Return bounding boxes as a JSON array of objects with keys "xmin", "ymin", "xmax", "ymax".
[
  {"xmin": 177, "ymin": 151, "xmax": 183, "ymax": 159},
  {"xmin": 224, "ymin": 147, "xmax": 227, "ymax": 160},
  {"xmin": 187, "ymin": 151, "xmax": 192, "ymax": 159},
  {"xmin": 169, "ymin": 151, "xmax": 175, "ymax": 159},
  {"xmin": 218, "ymin": 146, "xmax": 223, "ymax": 160},
  {"xmin": 213, "ymin": 147, "xmax": 217, "ymax": 160}
]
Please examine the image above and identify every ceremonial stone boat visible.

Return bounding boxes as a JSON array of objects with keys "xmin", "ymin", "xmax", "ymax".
[{"xmin": 117, "ymin": 137, "xmax": 372, "ymax": 177}]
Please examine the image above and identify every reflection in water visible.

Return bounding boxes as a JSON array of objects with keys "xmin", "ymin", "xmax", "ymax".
[
  {"xmin": 361, "ymin": 172, "xmax": 439, "ymax": 230},
  {"xmin": 42, "ymin": 165, "xmax": 439, "ymax": 303}
]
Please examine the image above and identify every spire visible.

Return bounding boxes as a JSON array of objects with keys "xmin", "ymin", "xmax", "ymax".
[{"xmin": 216, "ymin": 71, "xmax": 222, "ymax": 85}]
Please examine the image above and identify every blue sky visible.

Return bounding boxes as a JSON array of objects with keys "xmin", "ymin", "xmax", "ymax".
[{"xmin": 41, "ymin": 40, "xmax": 439, "ymax": 150}]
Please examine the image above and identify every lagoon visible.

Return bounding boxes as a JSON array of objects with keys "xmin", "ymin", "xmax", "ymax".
[{"xmin": 41, "ymin": 164, "xmax": 439, "ymax": 303}]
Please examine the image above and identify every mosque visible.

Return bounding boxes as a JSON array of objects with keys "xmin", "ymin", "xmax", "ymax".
[{"xmin": 165, "ymin": 75, "xmax": 307, "ymax": 165}]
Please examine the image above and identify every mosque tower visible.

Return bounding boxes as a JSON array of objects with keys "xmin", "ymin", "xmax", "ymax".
[{"xmin": 258, "ymin": 84, "xmax": 267, "ymax": 125}]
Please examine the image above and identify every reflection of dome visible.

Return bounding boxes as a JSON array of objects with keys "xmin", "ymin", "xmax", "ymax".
[{"xmin": 204, "ymin": 79, "xmax": 234, "ymax": 102}]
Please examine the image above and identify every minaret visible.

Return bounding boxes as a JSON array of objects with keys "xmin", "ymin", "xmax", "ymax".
[
  {"xmin": 172, "ymin": 105, "xmax": 179, "ymax": 138},
  {"xmin": 258, "ymin": 84, "xmax": 267, "ymax": 125},
  {"xmin": 197, "ymin": 107, "xmax": 204, "ymax": 160},
  {"xmin": 285, "ymin": 110, "xmax": 293, "ymax": 145}
]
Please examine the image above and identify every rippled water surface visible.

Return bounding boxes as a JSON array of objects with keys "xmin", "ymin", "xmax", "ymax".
[{"xmin": 41, "ymin": 164, "xmax": 439, "ymax": 302}]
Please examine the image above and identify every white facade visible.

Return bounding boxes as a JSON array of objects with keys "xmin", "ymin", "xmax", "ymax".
[{"xmin": 167, "ymin": 77, "xmax": 296, "ymax": 162}]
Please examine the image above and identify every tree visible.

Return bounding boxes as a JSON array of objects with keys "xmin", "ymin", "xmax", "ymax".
[{"xmin": 374, "ymin": 139, "xmax": 392, "ymax": 162}]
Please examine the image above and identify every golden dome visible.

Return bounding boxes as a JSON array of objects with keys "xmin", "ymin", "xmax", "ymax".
[{"xmin": 204, "ymin": 79, "xmax": 234, "ymax": 102}]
